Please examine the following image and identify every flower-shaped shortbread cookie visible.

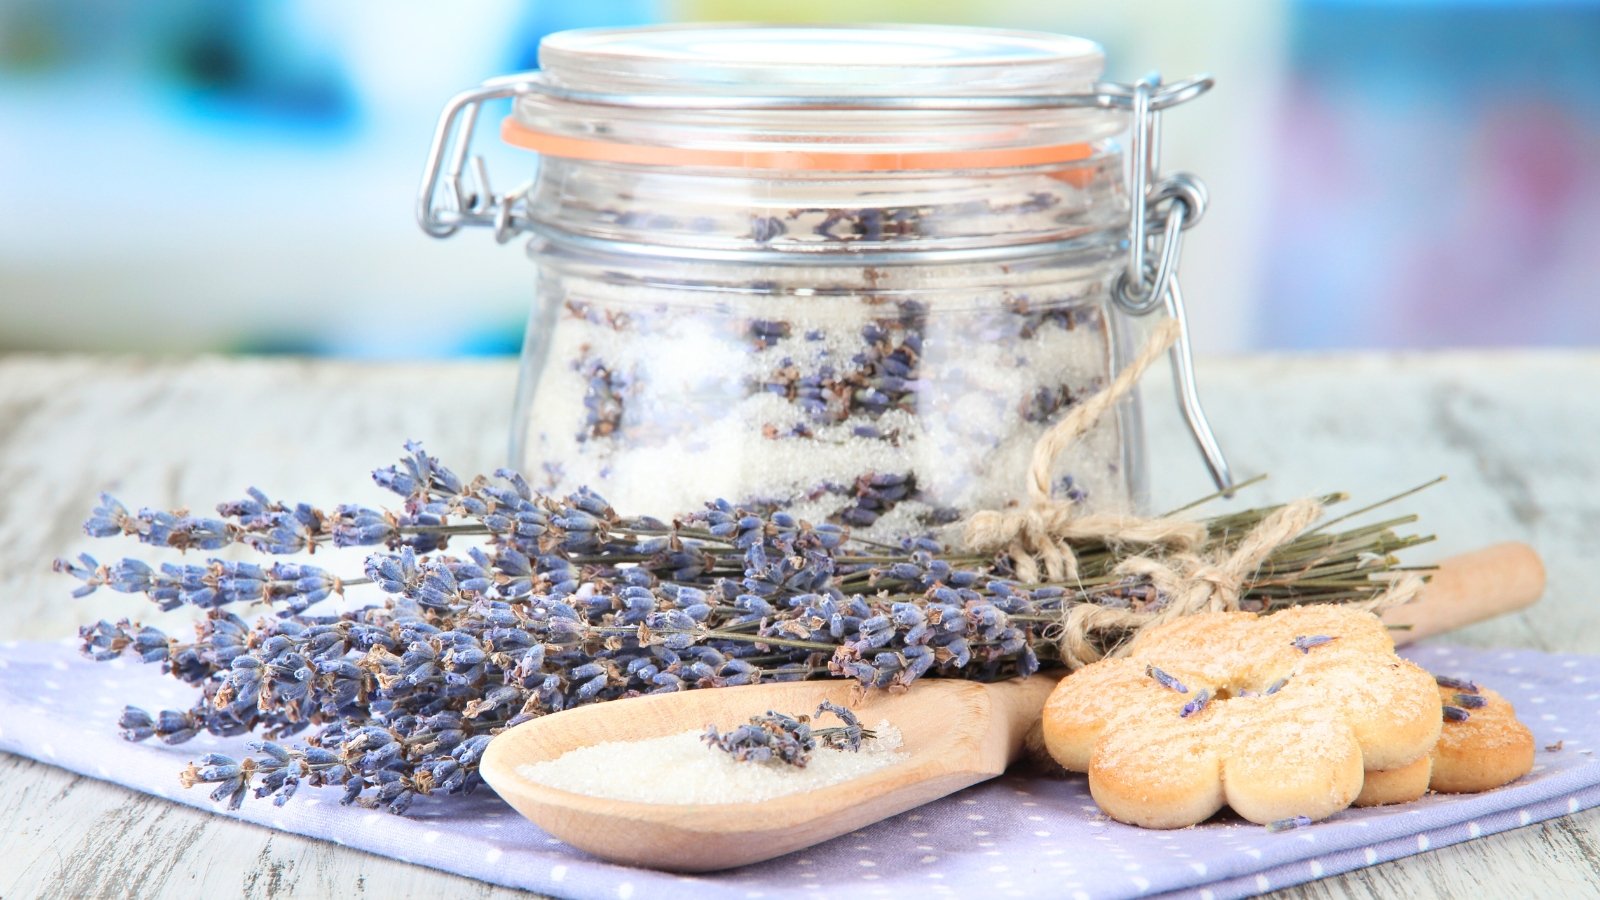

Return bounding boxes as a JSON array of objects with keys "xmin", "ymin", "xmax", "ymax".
[{"xmin": 1041, "ymin": 605, "xmax": 1442, "ymax": 828}]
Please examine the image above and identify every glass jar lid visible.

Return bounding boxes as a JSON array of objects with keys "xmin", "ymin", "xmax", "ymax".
[
  {"xmin": 539, "ymin": 23, "xmax": 1105, "ymax": 97},
  {"xmin": 505, "ymin": 24, "xmax": 1125, "ymax": 170}
]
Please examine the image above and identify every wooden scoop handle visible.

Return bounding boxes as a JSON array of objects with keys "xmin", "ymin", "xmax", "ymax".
[
  {"xmin": 1382, "ymin": 542, "xmax": 1545, "ymax": 646},
  {"xmin": 982, "ymin": 675, "xmax": 1065, "ymax": 765}
]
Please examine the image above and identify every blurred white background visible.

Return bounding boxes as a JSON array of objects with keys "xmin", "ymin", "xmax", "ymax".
[{"xmin": 3, "ymin": 0, "xmax": 1597, "ymax": 357}]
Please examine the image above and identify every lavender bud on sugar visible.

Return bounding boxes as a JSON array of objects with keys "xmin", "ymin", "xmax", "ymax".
[
  {"xmin": 1443, "ymin": 705, "xmax": 1471, "ymax": 722},
  {"xmin": 1435, "ymin": 675, "xmax": 1480, "ymax": 694},
  {"xmin": 1146, "ymin": 665, "xmax": 1187, "ymax": 694},
  {"xmin": 1454, "ymin": 693, "xmax": 1488, "ymax": 709},
  {"xmin": 1180, "ymin": 689, "xmax": 1211, "ymax": 718},
  {"xmin": 1291, "ymin": 635, "xmax": 1336, "ymax": 654}
]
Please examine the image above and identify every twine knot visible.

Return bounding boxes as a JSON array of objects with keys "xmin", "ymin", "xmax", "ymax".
[
  {"xmin": 962, "ymin": 318, "xmax": 1188, "ymax": 584},
  {"xmin": 958, "ymin": 319, "xmax": 1426, "ymax": 669}
]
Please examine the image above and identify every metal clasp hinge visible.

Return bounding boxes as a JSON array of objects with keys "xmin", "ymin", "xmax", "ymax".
[
  {"xmin": 1107, "ymin": 74, "xmax": 1235, "ymax": 495},
  {"xmin": 416, "ymin": 77, "xmax": 539, "ymax": 243}
]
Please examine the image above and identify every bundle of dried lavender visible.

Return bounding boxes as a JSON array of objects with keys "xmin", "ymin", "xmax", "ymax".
[{"xmin": 58, "ymin": 443, "xmax": 1433, "ymax": 815}]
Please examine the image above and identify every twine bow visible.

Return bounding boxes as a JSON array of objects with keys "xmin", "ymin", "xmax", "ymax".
[{"xmin": 960, "ymin": 318, "xmax": 1426, "ymax": 669}]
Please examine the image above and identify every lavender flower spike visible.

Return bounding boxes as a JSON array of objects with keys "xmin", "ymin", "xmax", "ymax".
[
  {"xmin": 1146, "ymin": 665, "xmax": 1188, "ymax": 694},
  {"xmin": 1291, "ymin": 635, "xmax": 1336, "ymax": 654},
  {"xmin": 814, "ymin": 700, "xmax": 864, "ymax": 752},
  {"xmin": 1180, "ymin": 689, "xmax": 1211, "ymax": 718},
  {"xmin": 1266, "ymin": 815, "xmax": 1313, "ymax": 833}
]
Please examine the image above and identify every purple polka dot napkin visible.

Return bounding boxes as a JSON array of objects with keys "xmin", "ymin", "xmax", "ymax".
[{"xmin": 2, "ymin": 639, "xmax": 1597, "ymax": 900}]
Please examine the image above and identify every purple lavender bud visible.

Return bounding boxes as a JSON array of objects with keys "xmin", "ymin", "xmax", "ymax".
[
  {"xmin": 118, "ymin": 706, "xmax": 155, "ymax": 742},
  {"xmin": 1180, "ymin": 689, "xmax": 1211, "ymax": 718},
  {"xmin": 574, "ymin": 674, "xmax": 608, "ymax": 701},
  {"xmin": 1146, "ymin": 665, "xmax": 1188, "ymax": 694},
  {"xmin": 841, "ymin": 507, "xmax": 878, "ymax": 527},
  {"xmin": 841, "ymin": 661, "xmax": 875, "ymax": 685},
  {"xmin": 1435, "ymin": 675, "xmax": 1480, "ymax": 694},
  {"xmin": 1291, "ymin": 635, "xmax": 1336, "ymax": 654},
  {"xmin": 942, "ymin": 638, "xmax": 971, "ymax": 669},
  {"xmin": 492, "ymin": 467, "xmax": 533, "ymax": 501},
  {"xmin": 890, "ymin": 603, "xmax": 925, "ymax": 628},
  {"xmin": 196, "ymin": 764, "xmax": 241, "ymax": 782},
  {"xmin": 452, "ymin": 735, "xmax": 492, "ymax": 767},
  {"xmin": 887, "ymin": 563, "xmax": 922, "ymax": 581},
  {"xmin": 1443, "ymin": 705, "xmax": 1471, "ymax": 722},
  {"xmin": 105, "ymin": 558, "xmax": 154, "ymax": 594},
  {"xmin": 246, "ymin": 741, "xmax": 293, "ymax": 764},
  {"xmin": 1454, "ymin": 693, "xmax": 1488, "ymax": 709},
  {"xmin": 1016, "ymin": 644, "xmax": 1040, "ymax": 678},
  {"xmin": 997, "ymin": 628, "xmax": 1026, "ymax": 656},
  {"xmin": 749, "ymin": 218, "xmax": 786, "ymax": 243},
  {"xmin": 83, "ymin": 493, "xmax": 131, "ymax": 537},
  {"xmin": 1266, "ymin": 815, "xmax": 1313, "ymax": 833},
  {"xmin": 1265, "ymin": 677, "xmax": 1289, "ymax": 695}
]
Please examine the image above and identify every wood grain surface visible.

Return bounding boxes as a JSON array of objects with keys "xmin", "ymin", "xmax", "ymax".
[{"xmin": 1, "ymin": 348, "xmax": 1597, "ymax": 899}]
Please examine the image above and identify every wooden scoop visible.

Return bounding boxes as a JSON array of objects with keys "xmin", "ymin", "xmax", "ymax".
[
  {"xmin": 1382, "ymin": 541, "xmax": 1545, "ymax": 645},
  {"xmin": 479, "ymin": 542, "xmax": 1544, "ymax": 872},
  {"xmin": 480, "ymin": 675, "xmax": 1057, "ymax": 872}
]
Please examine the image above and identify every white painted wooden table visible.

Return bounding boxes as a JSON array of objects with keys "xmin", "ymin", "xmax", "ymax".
[{"xmin": 1, "ymin": 350, "xmax": 1597, "ymax": 899}]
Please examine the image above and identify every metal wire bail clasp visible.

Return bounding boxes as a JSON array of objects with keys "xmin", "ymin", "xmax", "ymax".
[
  {"xmin": 1106, "ymin": 73, "xmax": 1235, "ymax": 495},
  {"xmin": 417, "ymin": 76, "xmax": 538, "ymax": 244}
]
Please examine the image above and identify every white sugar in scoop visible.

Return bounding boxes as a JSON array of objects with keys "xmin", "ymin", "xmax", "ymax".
[
  {"xmin": 479, "ymin": 677, "xmax": 1059, "ymax": 871},
  {"xmin": 515, "ymin": 720, "xmax": 905, "ymax": 805}
]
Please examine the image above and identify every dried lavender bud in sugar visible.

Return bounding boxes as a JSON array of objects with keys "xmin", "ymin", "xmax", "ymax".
[
  {"xmin": 1291, "ymin": 635, "xmax": 1336, "ymax": 653},
  {"xmin": 1435, "ymin": 674, "xmax": 1480, "ymax": 694},
  {"xmin": 1443, "ymin": 705, "xmax": 1471, "ymax": 722},
  {"xmin": 1146, "ymin": 665, "xmax": 1188, "ymax": 694},
  {"xmin": 1180, "ymin": 689, "xmax": 1211, "ymax": 719},
  {"xmin": 1454, "ymin": 693, "xmax": 1488, "ymax": 709}
]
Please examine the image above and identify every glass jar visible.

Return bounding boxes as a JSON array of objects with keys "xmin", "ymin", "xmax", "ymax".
[{"xmin": 419, "ymin": 24, "xmax": 1229, "ymax": 536}]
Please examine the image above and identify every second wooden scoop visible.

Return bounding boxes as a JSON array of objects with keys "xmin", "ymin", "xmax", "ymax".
[
  {"xmin": 1382, "ymin": 541, "xmax": 1545, "ymax": 645},
  {"xmin": 480, "ymin": 675, "xmax": 1057, "ymax": 872},
  {"xmin": 479, "ymin": 542, "xmax": 1545, "ymax": 872}
]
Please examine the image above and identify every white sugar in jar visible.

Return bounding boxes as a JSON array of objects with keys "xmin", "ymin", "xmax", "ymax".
[{"xmin": 420, "ymin": 24, "xmax": 1233, "ymax": 535}]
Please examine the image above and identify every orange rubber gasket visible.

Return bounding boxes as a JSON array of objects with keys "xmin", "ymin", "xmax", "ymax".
[{"xmin": 502, "ymin": 118, "xmax": 1095, "ymax": 172}]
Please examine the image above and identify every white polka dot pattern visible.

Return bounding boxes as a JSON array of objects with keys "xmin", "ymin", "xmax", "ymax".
[{"xmin": 0, "ymin": 641, "xmax": 1598, "ymax": 900}]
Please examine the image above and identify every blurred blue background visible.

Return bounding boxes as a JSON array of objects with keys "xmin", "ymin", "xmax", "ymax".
[{"xmin": 2, "ymin": 0, "xmax": 1597, "ymax": 357}]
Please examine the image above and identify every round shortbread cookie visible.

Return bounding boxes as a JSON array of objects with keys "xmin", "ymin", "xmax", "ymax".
[
  {"xmin": 1042, "ymin": 605, "xmax": 1442, "ymax": 828},
  {"xmin": 1354, "ymin": 754, "xmax": 1432, "ymax": 807},
  {"xmin": 1430, "ymin": 683, "xmax": 1535, "ymax": 794}
]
